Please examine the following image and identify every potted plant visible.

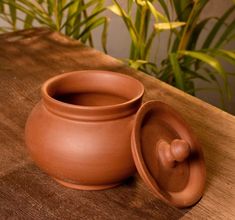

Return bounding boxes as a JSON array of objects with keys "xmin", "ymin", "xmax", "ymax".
[
  {"xmin": 0, "ymin": 0, "xmax": 234, "ymax": 109},
  {"xmin": 108, "ymin": 0, "xmax": 235, "ymax": 108},
  {"xmin": 0, "ymin": 0, "xmax": 108, "ymax": 48}
]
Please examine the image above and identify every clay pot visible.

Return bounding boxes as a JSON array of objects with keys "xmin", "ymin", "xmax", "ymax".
[
  {"xmin": 25, "ymin": 70, "xmax": 144, "ymax": 190},
  {"xmin": 25, "ymin": 70, "xmax": 206, "ymax": 208}
]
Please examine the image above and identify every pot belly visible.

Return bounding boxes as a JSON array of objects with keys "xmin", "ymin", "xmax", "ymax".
[{"xmin": 25, "ymin": 102, "xmax": 136, "ymax": 189}]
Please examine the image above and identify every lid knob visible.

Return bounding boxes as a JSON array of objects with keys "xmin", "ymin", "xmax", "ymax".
[{"xmin": 157, "ymin": 139, "xmax": 191, "ymax": 168}]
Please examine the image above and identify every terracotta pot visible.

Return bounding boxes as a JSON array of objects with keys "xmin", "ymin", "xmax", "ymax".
[
  {"xmin": 25, "ymin": 70, "xmax": 144, "ymax": 190},
  {"xmin": 25, "ymin": 70, "xmax": 206, "ymax": 208}
]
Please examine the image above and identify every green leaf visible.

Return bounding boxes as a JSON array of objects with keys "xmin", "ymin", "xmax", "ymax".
[
  {"xmin": 154, "ymin": 22, "xmax": 186, "ymax": 31},
  {"xmin": 24, "ymin": 14, "xmax": 34, "ymax": 29},
  {"xmin": 172, "ymin": 0, "xmax": 182, "ymax": 19},
  {"xmin": 215, "ymin": 20, "xmax": 235, "ymax": 48},
  {"xmin": 158, "ymin": 0, "xmax": 170, "ymax": 19},
  {"xmin": 101, "ymin": 17, "xmax": 109, "ymax": 54},
  {"xmin": 169, "ymin": 53, "xmax": 185, "ymax": 90},
  {"xmin": 176, "ymin": 1, "xmax": 208, "ymax": 51},
  {"xmin": 109, "ymin": 1, "xmax": 138, "ymax": 45},
  {"xmin": 209, "ymin": 49, "xmax": 235, "ymax": 65},
  {"xmin": 146, "ymin": 1, "xmax": 168, "ymax": 22},
  {"xmin": 202, "ymin": 5, "xmax": 235, "ymax": 48},
  {"xmin": 47, "ymin": 0, "xmax": 54, "ymax": 16},
  {"xmin": 9, "ymin": 0, "xmax": 17, "ymax": 29},
  {"xmin": 144, "ymin": 30, "xmax": 157, "ymax": 59},
  {"xmin": 0, "ymin": 1, "xmax": 4, "ymax": 13},
  {"xmin": 173, "ymin": 0, "xmax": 194, "ymax": 21},
  {"xmin": 182, "ymin": 67, "xmax": 210, "ymax": 82},
  {"xmin": 225, "ymin": 33, "xmax": 235, "ymax": 44},
  {"xmin": 64, "ymin": 0, "xmax": 80, "ymax": 35},
  {"xmin": 108, "ymin": 4, "xmax": 122, "ymax": 16},
  {"xmin": 188, "ymin": 17, "xmax": 213, "ymax": 50},
  {"xmin": 129, "ymin": 59, "xmax": 148, "ymax": 69},
  {"xmin": 179, "ymin": 50, "xmax": 225, "ymax": 77},
  {"xmin": 135, "ymin": 0, "xmax": 146, "ymax": 7},
  {"xmin": 218, "ymin": 50, "xmax": 235, "ymax": 60},
  {"xmin": 57, "ymin": 0, "xmax": 63, "ymax": 27},
  {"xmin": 78, "ymin": 17, "xmax": 106, "ymax": 41},
  {"xmin": 203, "ymin": 68, "xmax": 218, "ymax": 81},
  {"xmin": 78, "ymin": 0, "xmax": 105, "ymax": 46},
  {"xmin": 179, "ymin": 50, "xmax": 231, "ymax": 100},
  {"xmin": 70, "ymin": 8, "xmax": 105, "ymax": 36},
  {"xmin": 5, "ymin": 0, "xmax": 54, "ymax": 28},
  {"xmin": 61, "ymin": 0, "xmax": 75, "ymax": 12},
  {"xmin": 127, "ymin": 0, "xmax": 133, "ymax": 14},
  {"xmin": 3, "ymin": 1, "xmax": 34, "ymax": 19},
  {"xmin": 62, "ymin": 0, "xmax": 97, "ymax": 32}
]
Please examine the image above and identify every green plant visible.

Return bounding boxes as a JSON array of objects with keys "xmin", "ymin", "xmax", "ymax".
[
  {"xmin": 0, "ymin": 0, "xmax": 234, "ymax": 108},
  {"xmin": 109, "ymin": 0, "xmax": 235, "ymax": 106},
  {"xmin": 0, "ymin": 0, "xmax": 108, "ymax": 48}
]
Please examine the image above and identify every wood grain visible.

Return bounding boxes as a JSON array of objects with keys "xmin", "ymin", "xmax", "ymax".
[{"xmin": 0, "ymin": 28, "xmax": 234, "ymax": 219}]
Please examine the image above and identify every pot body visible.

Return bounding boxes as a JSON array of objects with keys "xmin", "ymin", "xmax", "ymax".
[{"xmin": 25, "ymin": 70, "xmax": 144, "ymax": 190}]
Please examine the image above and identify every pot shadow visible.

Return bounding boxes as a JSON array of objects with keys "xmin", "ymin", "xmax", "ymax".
[
  {"xmin": 105, "ymin": 174, "xmax": 188, "ymax": 219},
  {"xmin": 0, "ymin": 162, "xmax": 188, "ymax": 219}
]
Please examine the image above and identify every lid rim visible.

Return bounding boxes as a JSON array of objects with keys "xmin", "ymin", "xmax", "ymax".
[{"xmin": 131, "ymin": 101, "xmax": 206, "ymax": 208}]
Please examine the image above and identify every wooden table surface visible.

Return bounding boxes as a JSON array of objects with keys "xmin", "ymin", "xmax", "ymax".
[{"xmin": 0, "ymin": 28, "xmax": 234, "ymax": 219}]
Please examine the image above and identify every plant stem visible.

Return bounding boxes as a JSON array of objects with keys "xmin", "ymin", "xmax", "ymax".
[
  {"xmin": 177, "ymin": 2, "xmax": 197, "ymax": 51},
  {"xmin": 81, "ymin": 0, "xmax": 94, "ymax": 47},
  {"xmin": 138, "ymin": 5, "xmax": 147, "ymax": 59}
]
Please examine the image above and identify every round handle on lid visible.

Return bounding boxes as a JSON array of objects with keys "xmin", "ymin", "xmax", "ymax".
[{"xmin": 157, "ymin": 139, "xmax": 191, "ymax": 168}]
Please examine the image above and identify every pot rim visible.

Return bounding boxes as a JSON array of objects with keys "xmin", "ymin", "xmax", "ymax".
[{"xmin": 41, "ymin": 70, "xmax": 144, "ymax": 121}]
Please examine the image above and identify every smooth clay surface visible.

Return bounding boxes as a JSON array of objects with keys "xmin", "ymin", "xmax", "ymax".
[
  {"xmin": 131, "ymin": 101, "xmax": 206, "ymax": 208},
  {"xmin": 25, "ymin": 70, "xmax": 144, "ymax": 190}
]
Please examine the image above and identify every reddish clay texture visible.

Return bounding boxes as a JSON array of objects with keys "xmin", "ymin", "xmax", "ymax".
[
  {"xmin": 25, "ymin": 70, "xmax": 206, "ymax": 208},
  {"xmin": 131, "ymin": 101, "xmax": 206, "ymax": 208},
  {"xmin": 25, "ymin": 70, "xmax": 144, "ymax": 190}
]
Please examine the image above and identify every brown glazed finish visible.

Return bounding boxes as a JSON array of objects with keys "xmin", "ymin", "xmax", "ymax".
[
  {"xmin": 25, "ymin": 70, "xmax": 144, "ymax": 190},
  {"xmin": 131, "ymin": 101, "xmax": 206, "ymax": 208}
]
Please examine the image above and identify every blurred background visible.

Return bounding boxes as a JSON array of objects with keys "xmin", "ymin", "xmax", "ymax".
[
  {"xmin": 93, "ymin": 0, "xmax": 235, "ymax": 114},
  {"xmin": 0, "ymin": 0, "xmax": 234, "ymax": 114}
]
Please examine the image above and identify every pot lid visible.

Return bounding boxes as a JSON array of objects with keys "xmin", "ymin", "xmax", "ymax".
[{"xmin": 131, "ymin": 101, "xmax": 206, "ymax": 208}]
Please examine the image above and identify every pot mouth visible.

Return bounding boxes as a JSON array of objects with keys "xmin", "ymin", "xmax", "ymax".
[{"xmin": 42, "ymin": 70, "xmax": 144, "ymax": 120}]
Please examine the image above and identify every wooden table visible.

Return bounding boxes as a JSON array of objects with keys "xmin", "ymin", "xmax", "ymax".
[{"xmin": 0, "ymin": 28, "xmax": 234, "ymax": 219}]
